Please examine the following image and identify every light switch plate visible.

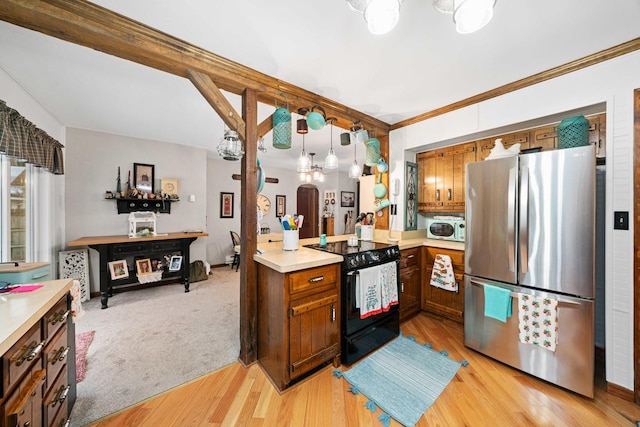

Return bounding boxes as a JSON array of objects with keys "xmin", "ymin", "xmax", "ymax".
[
  {"xmin": 189, "ymin": 194, "xmax": 196, "ymax": 202},
  {"xmin": 614, "ymin": 211, "xmax": 628, "ymax": 230}
]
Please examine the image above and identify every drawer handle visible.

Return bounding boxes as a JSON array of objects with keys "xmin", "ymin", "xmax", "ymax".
[
  {"xmin": 401, "ymin": 282, "xmax": 405, "ymax": 293},
  {"xmin": 447, "ymin": 188, "xmax": 452, "ymax": 201},
  {"xmin": 308, "ymin": 275, "xmax": 324, "ymax": 283},
  {"xmin": 50, "ymin": 384, "xmax": 70, "ymax": 408},
  {"xmin": 51, "ymin": 346, "xmax": 70, "ymax": 365},
  {"xmin": 31, "ymin": 271, "xmax": 49, "ymax": 279},
  {"xmin": 436, "ymin": 189, "xmax": 440, "ymax": 201},
  {"xmin": 330, "ymin": 304, "xmax": 336, "ymax": 323},
  {"xmin": 49, "ymin": 309, "xmax": 70, "ymax": 326},
  {"xmin": 405, "ymin": 254, "xmax": 414, "ymax": 260},
  {"xmin": 14, "ymin": 340, "xmax": 45, "ymax": 366}
]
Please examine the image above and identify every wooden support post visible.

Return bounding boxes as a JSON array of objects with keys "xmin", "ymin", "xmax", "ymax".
[{"xmin": 239, "ymin": 88, "xmax": 258, "ymax": 365}]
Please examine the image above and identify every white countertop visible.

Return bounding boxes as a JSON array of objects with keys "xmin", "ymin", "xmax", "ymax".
[
  {"xmin": 0, "ymin": 279, "xmax": 73, "ymax": 355},
  {"xmin": 254, "ymin": 234, "xmax": 465, "ymax": 273}
]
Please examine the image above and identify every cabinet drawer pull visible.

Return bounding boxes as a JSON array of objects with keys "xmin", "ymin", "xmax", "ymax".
[
  {"xmin": 401, "ymin": 282, "xmax": 405, "ymax": 293},
  {"xmin": 49, "ymin": 309, "xmax": 70, "ymax": 326},
  {"xmin": 50, "ymin": 384, "xmax": 71, "ymax": 408},
  {"xmin": 404, "ymin": 254, "xmax": 415, "ymax": 260},
  {"xmin": 308, "ymin": 275, "xmax": 324, "ymax": 283},
  {"xmin": 436, "ymin": 189, "xmax": 440, "ymax": 201},
  {"xmin": 51, "ymin": 346, "xmax": 70, "ymax": 365},
  {"xmin": 331, "ymin": 304, "xmax": 336, "ymax": 323},
  {"xmin": 447, "ymin": 188, "xmax": 452, "ymax": 201},
  {"xmin": 14, "ymin": 340, "xmax": 45, "ymax": 366}
]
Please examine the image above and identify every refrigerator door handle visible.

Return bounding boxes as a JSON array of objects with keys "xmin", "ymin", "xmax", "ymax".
[
  {"xmin": 507, "ymin": 167, "xmax": 517, "ymax": 272},
  {"xmin": 519, "ymin": 165, "xmax": 529, "ymax": 274},
  {"xmin": 469, "ymin": 278, "xmax": 583, "ymax": 306}
]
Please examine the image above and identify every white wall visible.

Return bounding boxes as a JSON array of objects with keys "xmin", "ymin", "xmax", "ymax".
[
  {"xmin": 390, "ymin": 50, "xmax": 640, "ymax": 391},
  {"xmin": 64, "ymin": 128, "xmax": 208, "ymax": 292}
]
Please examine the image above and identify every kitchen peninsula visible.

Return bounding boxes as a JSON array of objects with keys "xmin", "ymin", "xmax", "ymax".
[
  {"xmin": 253, "ymin": 234, "xmax": 464, "ymax": 391},
  {"xmin": 69, "ymin": 231, "xmax": 208, "ymax": 308}
]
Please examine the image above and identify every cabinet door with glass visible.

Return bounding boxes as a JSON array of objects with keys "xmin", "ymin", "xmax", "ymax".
[{"xmin": 1, "ymin": 157, "xmax": 29, "ymax": 262}]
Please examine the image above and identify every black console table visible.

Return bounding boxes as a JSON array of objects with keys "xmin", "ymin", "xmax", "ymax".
[{"xmin": 68, "ymin": 232, "xmax": 207, "ymax": 309}]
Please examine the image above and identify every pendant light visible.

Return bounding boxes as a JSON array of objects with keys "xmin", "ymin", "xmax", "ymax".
[
  {"xmin": 297, "ymin": 108, "xmax": 309, "ymax": 134},
  {"xmin": 217, "ymin": 114, "xmax": 243, "ymax": 161},
  {"xmin": 453, "ymin": 0, "xmax": 496, "ymax": 34},
  {"xmin": 296, "ymin": 132, "xmax": 311, "ymax": 173},
  {"xmin": 365, "ymin": 0, "xmax": 401, "ymax": 35},
  {"xmin": 348, "ymin": 141, "xmax": 361, "ymax": 179},
  {"xmin": 324, "ymin": 118, "xmax": 339, "ymax": 170}
]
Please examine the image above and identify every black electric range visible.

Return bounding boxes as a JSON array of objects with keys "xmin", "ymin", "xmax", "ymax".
[{"xmin": 305, "ymin": 240, "xmax": 401, "ymax": 365}]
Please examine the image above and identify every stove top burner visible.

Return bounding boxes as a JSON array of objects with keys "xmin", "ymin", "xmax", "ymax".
[{"xmin": 305, "ymin": 241, "xmax": 400, "ymax": 269}]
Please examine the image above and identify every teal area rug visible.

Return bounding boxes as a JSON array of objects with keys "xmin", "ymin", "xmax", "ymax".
[{"xmin": 335, "ymin": 334, "xmax": 468, "ymax": 427}]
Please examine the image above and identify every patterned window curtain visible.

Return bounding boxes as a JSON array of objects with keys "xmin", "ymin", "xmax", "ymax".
[{"xmin": 0, "ymin": 99, "xmax": 64, "ymax": 174}]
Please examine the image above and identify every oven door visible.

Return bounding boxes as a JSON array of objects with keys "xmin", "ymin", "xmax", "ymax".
[{"xmin": 343, "ymin": 259, "xmax": 400, "ymax": 336}]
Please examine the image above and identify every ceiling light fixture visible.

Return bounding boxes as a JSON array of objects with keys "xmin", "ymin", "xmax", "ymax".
[
  {"xmin": 347, "ymin": 0, "xmax": 404, "ymax": 35},
  {"xmin": 348, "ymin": 141, "xmax": 362, "ymax": 179},
  {"xmin": 299, "ymin": 153, "xmax": 325, "ymax": 183},
  {"xmin": 324, "ymin": 118, "xmax": 339, "ymax": 170},
  {"xmin": 433, "ymin": 0, "xmax": 497, "ymax": 34},
  {"xmin": 296, "ymin": 131, "xmax": 311, "ymax": 173}
]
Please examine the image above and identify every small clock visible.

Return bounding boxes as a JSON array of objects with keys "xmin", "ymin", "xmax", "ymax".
[{"xmin": 257, "ymin": 193, "xmax": 271, "ymax": 215}]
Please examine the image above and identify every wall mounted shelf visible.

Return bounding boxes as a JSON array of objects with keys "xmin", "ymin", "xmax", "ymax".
[{"xmin": 108, "ymin": 198, "xmax": 178, "ymax": 214}]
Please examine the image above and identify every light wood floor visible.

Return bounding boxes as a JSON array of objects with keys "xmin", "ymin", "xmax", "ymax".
[{"xmin": 89, "ymin": 314, "xmax": 640, "ymax": 426}]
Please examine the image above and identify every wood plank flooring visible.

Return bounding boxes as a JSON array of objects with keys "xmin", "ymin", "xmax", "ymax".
[{"xmin": 90, "ymin": 314, "xmax": 640, "ymax": 426}]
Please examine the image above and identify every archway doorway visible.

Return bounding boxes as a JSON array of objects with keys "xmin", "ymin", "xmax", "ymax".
[{"xmin": 297, "ymin": 185, "xmax": 319, "ymax": 239}]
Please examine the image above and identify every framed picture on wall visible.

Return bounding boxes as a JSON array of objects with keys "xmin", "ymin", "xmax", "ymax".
[
  {"xmin": 220, "ymin": 192, "xmax": 234, "ymax": 218},
  {"xmin": 276, "ymin": 195, "xmax": 286, "ymax": 217},
  {"xmin": 341, "ymin": 191, "xmax": 355, "ymax": 207},
  {"xmin": 108, "ymin": 260, "xmax": 129, "ymax": 280},
  {"xmin": 405, "ymin": 161, "xmax": 418, "ymax": 231},
  {"xmin": 134, "ymin": 163, "xmax": 154, "ymax": 194}
]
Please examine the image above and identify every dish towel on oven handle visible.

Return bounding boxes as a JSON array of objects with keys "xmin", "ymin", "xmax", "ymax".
[
  {"xmin": 430, "ymin": 254, "xmax": 458, "ymax": 292},
  {"xmin": 518, "ymin": 294, "xmax": 558, "ymax": 352},
  {"xmin": 380, "ymin": 261, "xmax": 398, "ymax": 311},
  {"xmin": 355, "ymin": 264, "xmax": 383, "ymax": 319}
]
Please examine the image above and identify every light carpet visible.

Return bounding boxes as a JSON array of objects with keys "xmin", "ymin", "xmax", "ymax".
[
  {"xmin": 335, "ymin": 334, "xmax": 468, "ymax": 427},
  {"xmin": 75, "ymin": 330, "xmax": 95, "ymax": 383},
  {"xmin": 69, "ymin": 267, "xmax": 240, "ymax": 427}
]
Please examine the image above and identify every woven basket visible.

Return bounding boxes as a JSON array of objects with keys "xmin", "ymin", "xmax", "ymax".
[
  {"xmin": 272, "ymin": 92, "xmax": 291, "ymax": 149},
  {"xmin": 558, "ymin": 115, "xmax": 589, "ymax": 149}
]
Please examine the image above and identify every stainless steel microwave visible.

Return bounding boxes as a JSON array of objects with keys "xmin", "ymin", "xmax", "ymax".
[{"xmin": 426, "ymin": 217, "xmax": 465, "ymax": 242}]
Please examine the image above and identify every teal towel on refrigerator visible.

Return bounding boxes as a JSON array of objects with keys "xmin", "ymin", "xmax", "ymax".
[{"xmin": 483, "ymin": 284, "xmax": 512, "ymax": 322}]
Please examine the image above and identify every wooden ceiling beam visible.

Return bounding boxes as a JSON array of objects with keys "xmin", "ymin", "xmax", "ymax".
[
  {"xmin": 187, "ymin": 69, "xmax": 246, "ymax": 141},
  {"xmin": 0, "ymin": 0, "xmax": 389, "ymax": 135}
]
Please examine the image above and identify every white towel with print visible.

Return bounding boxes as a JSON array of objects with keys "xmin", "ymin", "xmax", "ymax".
[
  {"xmin": 356, "ymin": 265, "xmax": 382, "ymax": 319},
  {"xmin": 380, "ymin": 261, "xmax": 399, "ymax": 311},
  {"xmin": 518, "ymin": 294, "xmax": 558, "ymax": 352},
  {"xmin": 429, "ymin": 254, "xmax": 458, "ymax": 292}
]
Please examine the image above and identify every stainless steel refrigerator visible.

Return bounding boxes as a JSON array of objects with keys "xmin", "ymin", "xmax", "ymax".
[{"xmin": 464, "ymin": 144, "xmax": 595, "ymax": 397}]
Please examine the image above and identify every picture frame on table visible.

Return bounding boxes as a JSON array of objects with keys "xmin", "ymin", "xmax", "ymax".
[
  {"xmin": 341, "ymin": 191, "xmax": 355, "ymax": 207},
  {"xmin": 134, "ymin": 163, "xmax": 154, "ymax": 194},
  {"xmin": 136, "ymin": 258, "xmax": 152, "ymax": 275},
  {"xmin": 108, "ymin": 260, "xmax": 129, "ymax": 280},
  {"xmin": 405, "ymin": 161, "xmax": 418, "ymax": 231},
  {"xmin": 169, "ymin": 255, "xmax": 183, "ymax": 271},
  {"xmin": 220, "ymin": 192, "xmax": 234, "ymax": 218},
  {"xmin": 276, "ymin": 195, "xmax": 286, "ymax": 217}
]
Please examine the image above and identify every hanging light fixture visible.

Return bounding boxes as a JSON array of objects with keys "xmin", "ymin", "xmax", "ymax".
[
  {"xmin": 324, "ymin": 118, "xmax": 339, "ymax": 170},
  {"xmin": 296, "ymin": 131, "xmax": 311, "ymax": 173},
  {"xmin": 346, "ymin": 0, "xmax": 404, "ymax": 35},
  {"xmin": 433, "ymin": 0, "xmax": 496, "ymax": 34},
  {"xmin": 348, "ymin": 141, "xmax": 362, "ymax": 179},
  {"xmin": 217, "ymin": 114, "xmax": 244, "ymax": 161},
  {"xmin": 257, "ymin": 136, "xmax": 267, "ymax": 153},
  {"xmin": 299, "ymin": 153, "xmax": 325, "ymax": 182}
]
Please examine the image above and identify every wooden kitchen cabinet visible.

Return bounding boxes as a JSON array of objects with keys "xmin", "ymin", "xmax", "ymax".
[
  {"xmin": 399, "ymin": 247, "xmax": 421, "ymax": 322},
  {"xmin": 2, "ymin": 293, "xmax": 75, "ymax": 426},
  {"xmin": 417, "ymin": 142, "xmax": 475, "ymax": 213},
  {"xmin": 422, "ymin": 247, "xmax": 465, "ymax": 327},
  {"xmin": 477, "ymin": 131, "xmax": 532, "ymax": 161},
  {"xmin": 257, "ymin": 263, "xmax": 340, "ymax": 392}
]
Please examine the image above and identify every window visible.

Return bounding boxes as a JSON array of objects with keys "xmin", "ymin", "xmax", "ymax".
[{"xmin": 1, "ymin": 155, "xmax": 34, "ymax": 262}]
